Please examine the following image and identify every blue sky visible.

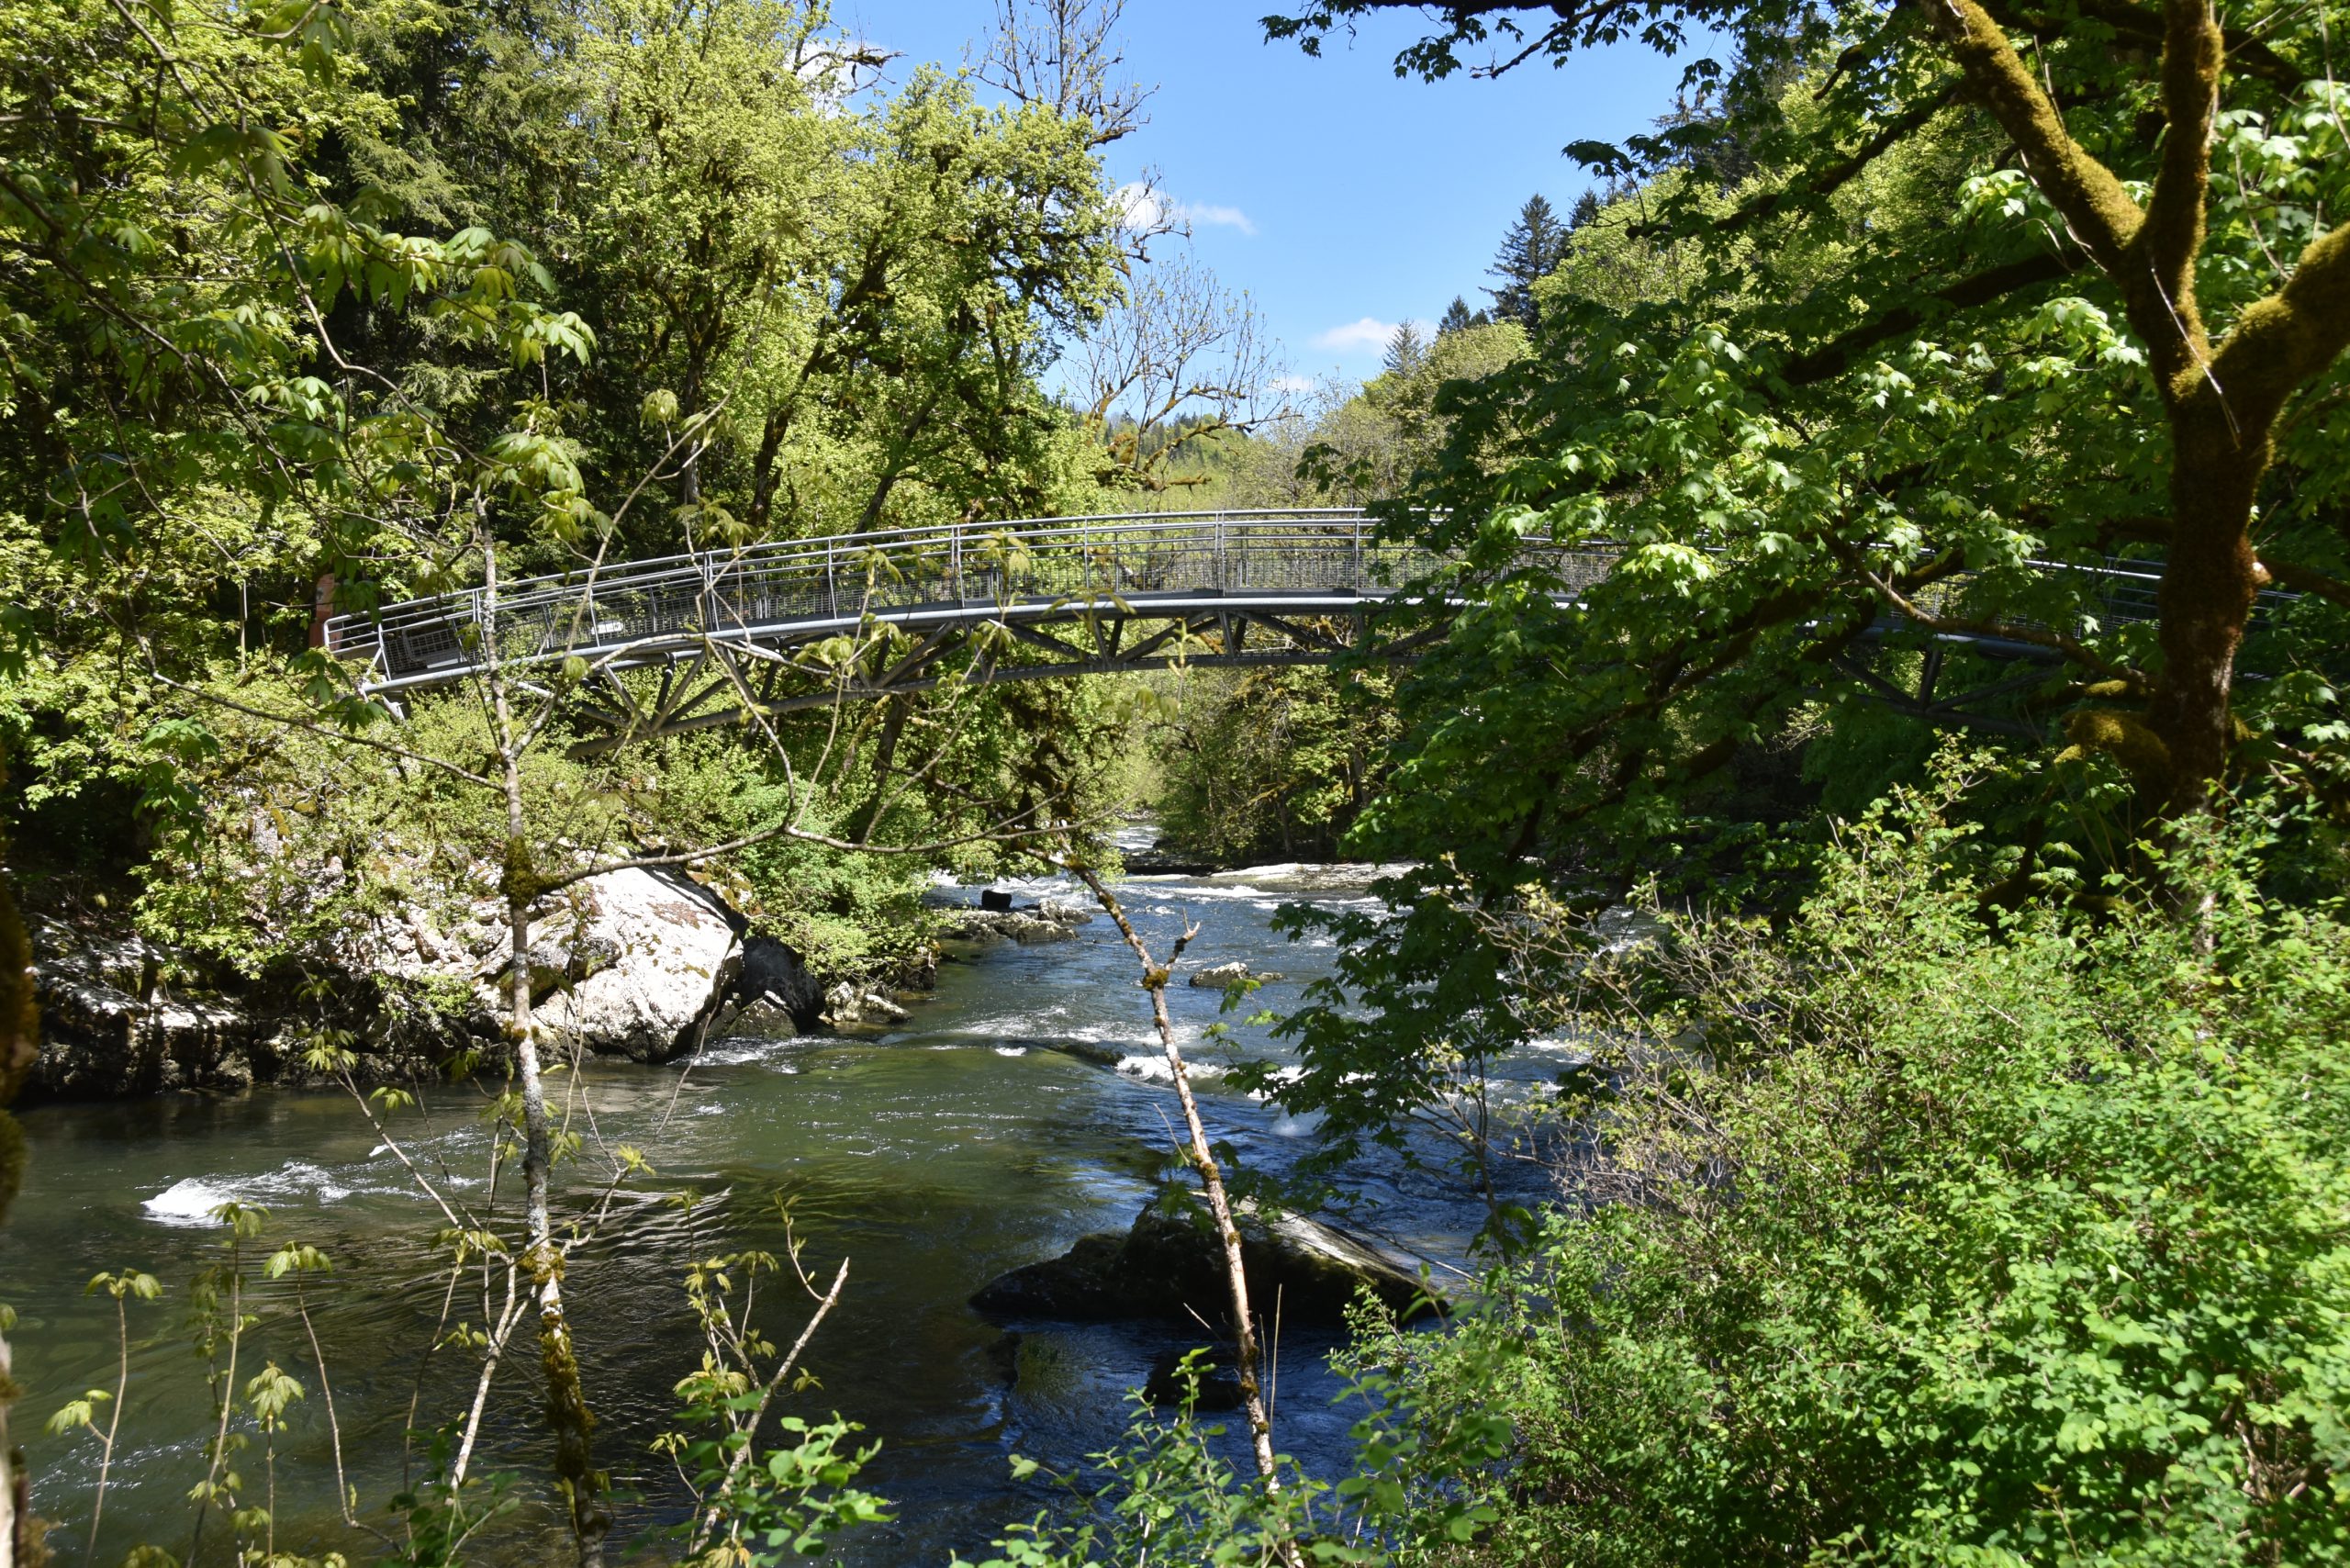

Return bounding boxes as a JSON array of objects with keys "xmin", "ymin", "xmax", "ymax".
[{"xmin": 836, "ymin": 2, "xmax": 1706, "ymax": 384}]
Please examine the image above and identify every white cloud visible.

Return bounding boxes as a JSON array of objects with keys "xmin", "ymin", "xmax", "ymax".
[
  {"xmin": 1114, "ymin": 182, "xmax": 1257, "ymax": 237},
  {"xmin": 1314, "ymin": 317, "xmax": 1432, "ymax": 354},
  {"xmin": 1116, "ymin": 182, "xmax": 1167, "ymax": 231},
  {"xmin": 1181, "ymin": 202, "xmax": 1257, "ymax": 235}
]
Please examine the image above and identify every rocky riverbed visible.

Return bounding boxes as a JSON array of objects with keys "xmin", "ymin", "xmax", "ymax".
[{"xmin": 24, "ymin": 869, "xmax": 1102, "ymax": 1101}]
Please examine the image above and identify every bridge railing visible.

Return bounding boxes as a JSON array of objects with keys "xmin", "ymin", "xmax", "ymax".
[
  {"xmin": 329, "ymin": 510, "xmax": 1487, "ymax": 685},
  {"xmin": 323, "ymin": 505, "xmax": 2270, "ymax": 695}
]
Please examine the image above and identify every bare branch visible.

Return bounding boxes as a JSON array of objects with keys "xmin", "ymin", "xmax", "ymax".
[
  {"xmin": 980, "ymin": 0, "xmax": 1151, "ymax": 145},
  {"xmin": 1080, "ymin": 250, "xmax": 1288, "ymax": 486},
  {"xmin": 1054, "ymin": 854, "xmax": 1294, "ymax": 1542}
]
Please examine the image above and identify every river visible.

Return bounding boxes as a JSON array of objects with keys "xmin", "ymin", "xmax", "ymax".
[{"xmin": 1, "ymin": 858, "xmax": 1560, "ymax": 1563}]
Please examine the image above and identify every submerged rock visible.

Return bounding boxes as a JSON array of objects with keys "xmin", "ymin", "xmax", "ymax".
[
  {"xmin": 970, "ymin": 1200, "xmax": 1433, "ymax": 1328},
  {"xmin": 1144, "ymin": 1349, "xmax": 1245, "ymax": 1411},
  {"xmin": 1020, "ymin": 1036, "xmax": 1124, "ymax": 1069}
]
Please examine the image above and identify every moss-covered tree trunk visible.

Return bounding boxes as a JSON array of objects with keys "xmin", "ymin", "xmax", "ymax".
[
  {"xmin": 2147, "ymin": 412, "xmax": 2266, "ymax": 806},
  {"xmin": 1929, "ymin": 0, "xmax": 2350, "ymax": 814}
]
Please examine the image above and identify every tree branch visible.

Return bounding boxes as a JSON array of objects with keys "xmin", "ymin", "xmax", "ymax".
[
  {"xmin": 1984, "ymin": 0, "xmax": 2311, "ymax": 89},
  {"xmin": 537, "ymin": 801, "xmax": 1104, "ymax": 897},
  {"xmin": 2206, "ymin": 223, "xmax": 2350, "ymax": 432},
  {"xmin": 1924, "ymin": 0, "xmax": 2144, "ymax": 270},
  {"xmin": 1779, "ymin": 249, "xmax": 2081, "ymax": 385},
  {"xmin": 2134, "ymin": 0, "xmax": 2221, "ymax": 356},
  {"xmin": 1825, "ymin": 534, "xmax": 2143, "ymax": 688},
  {"xmin": 2255, "ymin": 554, "xmax": 2350, "ymax": 610},
  {"xmin": 1630, "ymin": 82, "xmax": 1963, "ymax": 243}
]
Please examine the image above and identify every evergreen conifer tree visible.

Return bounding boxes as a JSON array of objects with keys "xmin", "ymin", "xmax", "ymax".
[
  {"xmin": 1436, "ymin": 295, "xmax": 1483, "ymax": 336},
  {"xmin": 1382, "ymin": 319, "xmax": 1429, "ymax": 377},
  {"xmin": 1484, "ymin": 193, "xmax": 1568, "ymax": 329}
]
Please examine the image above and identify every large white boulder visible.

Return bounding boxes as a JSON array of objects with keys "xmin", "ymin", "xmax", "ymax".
[{"xmin": 527, "ymin": 868, "xmax": 743, "ymax": 1063}]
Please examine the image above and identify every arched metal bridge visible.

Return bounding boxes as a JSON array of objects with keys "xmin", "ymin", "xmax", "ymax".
[
  {"xmin": 329, "ymin": 510, "xmax": 1499, "ymax": 749},
  {"xmin": 322, "ymin": 508, "xmax": 2237, "ymax": 751}
]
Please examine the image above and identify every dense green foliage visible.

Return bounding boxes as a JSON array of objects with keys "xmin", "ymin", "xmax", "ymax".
[
  {"xmin": 0, "ymin": 0, "xmax": 1155, "ymax": 958},
  {"xmin": 1349, "ymin": 788, "xmax": 2350, "ymax": 1566},
  {"xmin": 9, "ymin": 0, "xmax": 2350, "ymax": 1562},
  {"xmin": 1147, "ymin": 666, "xmax": 1395, "ymax": 864}
]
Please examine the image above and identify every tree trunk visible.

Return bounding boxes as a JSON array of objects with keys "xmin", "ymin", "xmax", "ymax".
[
  {"xmin": 482, "ymin": 539, "xmax": 610, "ymax": 1567},
  {"xmin": 1, "ymin": 760, "xmax": 37, "ymax": 1568},
  {"xmin": 746, "ymin": 407, "xmax": 790, "ymax": 534},
  {"xmin": 2148, "ymin": 411, "xmax": 2267, "ymax": 812},
  {"xmin": 505, "ymin": 884, "xmax": 609, "ymax": 1563}
]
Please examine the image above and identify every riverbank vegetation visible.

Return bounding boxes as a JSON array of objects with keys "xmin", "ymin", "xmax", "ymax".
[{"xmin": 6, "ymin": 0, "xmax": 2350, "ymax": 1562}]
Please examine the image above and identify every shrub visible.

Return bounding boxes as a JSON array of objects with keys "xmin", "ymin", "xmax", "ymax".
[{"xmin": 1352, "ymin": 794, "xmax": 2350, "ymax": 1566}]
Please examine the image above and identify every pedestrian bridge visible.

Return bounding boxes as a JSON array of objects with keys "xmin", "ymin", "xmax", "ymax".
[{"xmin": 322, "ymin": 508, "xmax": 2204, "ymax": 751}]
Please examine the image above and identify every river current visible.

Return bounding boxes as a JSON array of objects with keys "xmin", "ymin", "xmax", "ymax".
[{"xmin": 1, "ymin": 858, "xmax": 1561, "ymax": 1563}]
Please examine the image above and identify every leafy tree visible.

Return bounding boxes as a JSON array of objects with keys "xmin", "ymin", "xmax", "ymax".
[
  {"xmin": 1302, "ymin": 319, "xmax": 1530, "ymax": 501},
  {"xmin": 0, "ymin": 760, "xmax": 28, "ymax": 1560},
  {"xmin": 1240, "ymin": 0, "xmax": 2350, "ymax": 1282},
  {"xmin": 1266, "ymin": 0, "xmax": 2350, "ymax": 830},
  {"xmin": 1382, "ymin": 319, "xmax": 1430, "ymax": 377}
]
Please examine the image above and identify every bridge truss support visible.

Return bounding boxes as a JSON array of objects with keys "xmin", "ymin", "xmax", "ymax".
[{"xmin": 554, "ymin": 601, "xmax": 1442, "ymax": 756}]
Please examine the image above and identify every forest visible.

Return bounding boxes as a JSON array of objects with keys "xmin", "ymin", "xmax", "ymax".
[{"xmin": 1, "ymin": 0, "xmax": 2347, "ymax": 1563}]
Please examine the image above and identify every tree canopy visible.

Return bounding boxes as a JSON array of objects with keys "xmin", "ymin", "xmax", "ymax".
[{"xmin": 1266, "ymin": 0, "xmax": 2350, "ymax": 857}]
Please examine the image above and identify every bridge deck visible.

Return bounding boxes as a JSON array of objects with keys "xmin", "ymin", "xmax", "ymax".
[{"xmin": 320, "ymin": 509, "xmax": 2262, "ymax": 746}]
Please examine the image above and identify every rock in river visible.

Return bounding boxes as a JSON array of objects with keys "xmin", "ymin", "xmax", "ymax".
[
  {"xmin": 529, "ymin": 868, "xmax": 743, "ymax": 1063},
  {"xmin": 970, "ymin": 1199, "xmax": 1433, "ymax": 1328},
  {"xmin": 938, "ymin": 899, "xmax": 1091, "ymax": 946},
  {"xmin": 735, "ymin": 934, "xmax": 825, "ymax": 1028},
  {"xmin": 822, "ymin": 983, "xmax": 911, "ymax": 1026},
  {"xmin": 1186, "ymin": 961, "xmax": 1283, "ymax": 988}
]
